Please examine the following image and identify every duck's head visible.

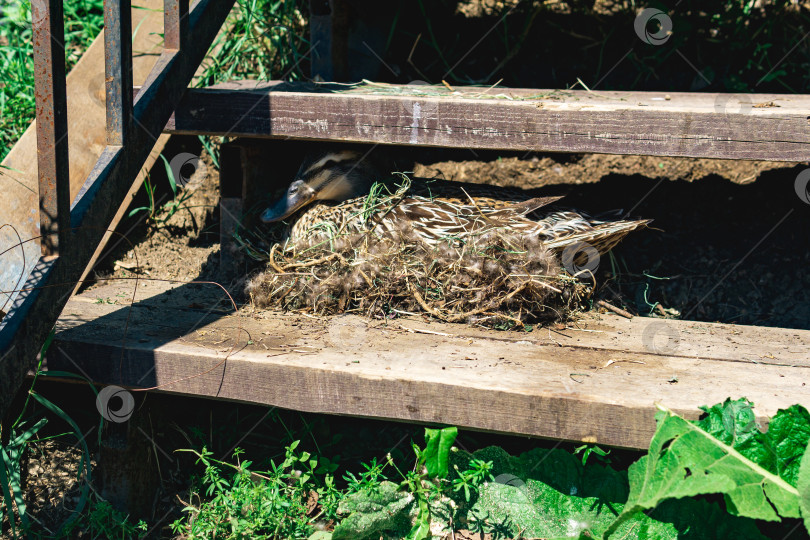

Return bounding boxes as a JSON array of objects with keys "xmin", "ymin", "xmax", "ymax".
[{"xmin": 260, "ymin": 150, "xmax": 379, "ymax": 223}]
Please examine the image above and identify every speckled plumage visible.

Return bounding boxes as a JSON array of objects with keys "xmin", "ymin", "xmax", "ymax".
[
  {"xmin": 262, "ymin": 150, "xmax": 649, "ymax": 257},
  {"xmin": 288, "ymin": 193, "xmax": 648, "ymax": 257}
]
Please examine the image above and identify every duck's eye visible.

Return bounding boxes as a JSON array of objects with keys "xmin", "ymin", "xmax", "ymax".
[{"xmin": 289, "ymin": 184, "xmax": 299, "ymax": 194}]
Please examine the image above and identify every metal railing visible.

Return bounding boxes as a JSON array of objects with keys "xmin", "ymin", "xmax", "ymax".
[{"xmin": 0, "ymin": 0, "xmax": 235, "ymax": 416}]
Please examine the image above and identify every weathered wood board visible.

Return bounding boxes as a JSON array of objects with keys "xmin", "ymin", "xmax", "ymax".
[
  {"xmin": 163, "ymin": 80, "xmax": 810, "ymax": 162},
  {"xmin": 47, "ymin": 280, "xmax": 810, "ymax": 450}
]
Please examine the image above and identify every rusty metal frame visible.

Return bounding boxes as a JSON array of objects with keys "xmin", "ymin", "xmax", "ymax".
[
  {"xmin": 0, "ymin": 0, "xmax": 236, "ymax": 417},
  {"xmin": 32, "ymin": 0, "xmax": 70, "ymax": 257}
]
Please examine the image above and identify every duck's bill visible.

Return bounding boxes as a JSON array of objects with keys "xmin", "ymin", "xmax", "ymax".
[{"xmin": 260, "ymin": 188, "xmax": 316, "ymax": 223}]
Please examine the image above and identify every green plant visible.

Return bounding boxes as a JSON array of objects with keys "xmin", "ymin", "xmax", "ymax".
[
  {"xmin": 84, "ymin": 499, "xmax": 147, "ymax": 540},
  {"xmin": 573, "ymin": 443, "xmax": 611, "ymax": 466},
  {"xmin": 451, "ymin": 457, "xmax": 494, "ymax": 503},
  {"xmin": 332, "ymin": 426, "xmax": 477, "ymax": 540},
  {"xmin": 324, "ymin": 401, "xmax": 810, "ymax": 539},
  {"xmin": 127, "ymin": 153, "xmax": 195, "ymax": 225},
  {"xmin": 605, "ymin": 398, "xmax": 809, "ymax": 538},
  {"xmin": 196, "ymin": 0, "xmax": 308, "ymax": 88},
  {"xmin": 171, "ymin": 441, "xmax": 341, "ymax": 539}
]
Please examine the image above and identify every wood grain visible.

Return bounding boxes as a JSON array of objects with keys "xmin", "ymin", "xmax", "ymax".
[
  {"xmin": 163, "ymin": 81, "xmax": 810, "ymax": 162},
  {"xmin": 48, "ymin": 280, "xmax": 810, "ymax": 449}
]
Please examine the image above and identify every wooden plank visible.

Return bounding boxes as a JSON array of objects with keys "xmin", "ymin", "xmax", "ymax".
[
  {"xmin": 47, "ymin": 280, "xmax": 810, "ymax": 449},
  {"xmin": 162, "ymin": 81, "xmax": 810, "ymax": 162},
  {"xmin": 1, "ymin": 0, "xmax": 169, "ymax": 309}
]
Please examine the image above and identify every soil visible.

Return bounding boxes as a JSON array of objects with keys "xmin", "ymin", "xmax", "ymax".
[
  {"xmin": 86, "ymin": 139, "xmax": 224, "ymax": 287},
  {"xmin": 17, "ymin": 439, "xmax": 90, "ymax": 535}
]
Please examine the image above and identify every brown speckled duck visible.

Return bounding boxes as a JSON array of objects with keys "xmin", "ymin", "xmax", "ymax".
[{"xmin": 260, "ymin": 150, "xmax": 649, "ymax": 256}]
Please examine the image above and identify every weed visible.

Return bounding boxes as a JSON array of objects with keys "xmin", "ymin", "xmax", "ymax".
[
  {"xmin": 83, "ymin": 500, "xmax": 147, "ymax": 540},
  {"xmin": 127, "ymin": 153, "xmax": 196, "ymax": 227},
  {"xmin": 0, "ymin": 333, "xmax": 97, "ymax": 538},
  {"xmin": 171, "ymin": 442, "xmax": 341, "ymax": 539},
  {"xmin": 195, "ymin": 0, "xmax": 308, "ymax": 88}
]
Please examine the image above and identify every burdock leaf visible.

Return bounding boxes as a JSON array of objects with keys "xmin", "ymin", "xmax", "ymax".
[
  {"xmin": 798, "ymin": 440, "xmax": 810, "ymax": 535},
  {"xmin": 462, "ymin": 446, "xmax": 762, "ymax": 539},
  {"xmin": 604, "ymin": 404, "xmax": 801, "ymax": 538}
]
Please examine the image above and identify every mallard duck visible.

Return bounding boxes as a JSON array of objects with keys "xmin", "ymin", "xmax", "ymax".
[{"xmin": 260, "ymin": 150, "xmax": 649, "ymax": 257}]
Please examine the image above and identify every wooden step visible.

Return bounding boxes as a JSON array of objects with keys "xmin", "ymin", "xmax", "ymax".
[
  {"xmin": 46, "ymin": 280, "xmax": 810, "ymax": 450},
  {"xmin": 162, "ymin": 81, "xmax": 810, "ymax": 161}
]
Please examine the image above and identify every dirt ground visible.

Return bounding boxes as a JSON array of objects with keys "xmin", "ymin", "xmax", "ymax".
[{"xmin": 91, "ymin": 143, "xmax": 810, "ymax": 331}]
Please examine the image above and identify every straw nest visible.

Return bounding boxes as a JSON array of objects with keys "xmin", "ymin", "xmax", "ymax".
[{"xmin": 240, "ymin": 178, "xmax": 591, "ymax": 328}]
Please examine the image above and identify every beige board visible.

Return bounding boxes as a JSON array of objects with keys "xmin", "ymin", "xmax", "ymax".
[{"xmin": 50, "ymin": 280, "xmax": 810, "ymax": 450}]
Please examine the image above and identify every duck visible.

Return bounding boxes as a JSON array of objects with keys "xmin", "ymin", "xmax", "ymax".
[{"xmin": 259, "ymin": 150, "xmax": 649, "ymax": 259}]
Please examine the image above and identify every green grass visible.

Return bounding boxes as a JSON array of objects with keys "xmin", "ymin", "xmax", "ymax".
[
  {"xmin": 0, "ymin": 0, "xmax": 104, "ymax": 161},
  {"xmin": 196, "ymin": 0, "xmax": 308, "ymax": 88}
]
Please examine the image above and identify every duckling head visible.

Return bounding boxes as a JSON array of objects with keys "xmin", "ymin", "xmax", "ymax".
[{"xmin": 260, "ymin": 150, "xmax": 379, "ymax": 223}]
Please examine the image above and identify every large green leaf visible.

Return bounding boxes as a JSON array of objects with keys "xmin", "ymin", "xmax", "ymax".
[
  {"xmin": 423, "ymin": 427, "xmax": 457, "ymax": 479},
  {"xmin": 462, "ymin": 446, "xmax": 763, "ymax": 539},
  {"xmin": 697, "ymin": 400, "xmax": 810, "ymax": 488},
  {"xmin": 758, "ymin": 404, "xmax": 810, "ymax": 487},
  {"xmin": 605, "ymin": 402, "xmax": 803, "ymax": 538},
  {"xmin": 798, "ymin": 440, "xmax": 810, "ymax": 535}
]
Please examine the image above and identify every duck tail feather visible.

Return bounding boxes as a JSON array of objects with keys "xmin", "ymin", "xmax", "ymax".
[{"xmin": 544, "ymin": 219, "xmax": 651, "ymax": 254}]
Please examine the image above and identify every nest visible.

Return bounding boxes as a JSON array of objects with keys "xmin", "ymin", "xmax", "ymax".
[{"xmin": 241, "ymin": 178, "xmax": 591, "ymax": 328}]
